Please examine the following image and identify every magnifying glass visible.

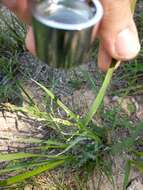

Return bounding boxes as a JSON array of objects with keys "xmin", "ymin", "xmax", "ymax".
[{"xmin": 30, "ymin": 0, "xmax": 103, "ymax": 69}]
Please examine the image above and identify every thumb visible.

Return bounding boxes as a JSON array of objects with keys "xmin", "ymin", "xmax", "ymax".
[{"xmin": 98, "ymin": 0, "xmax": 140, "ymax": 71}]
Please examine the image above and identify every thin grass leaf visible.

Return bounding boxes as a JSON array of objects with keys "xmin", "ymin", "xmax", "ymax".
[
  {"xmin": 0, "ymin": 160, "xmax": 49, "ymax": 174},
  {"xmin": 55, "ymin": 136, "xmax": 88, "ymax": 156},
  {"xmin": 32, "ymin": 79, "xmax": 79, "ymax": 121},
  {"xmin": 82, "ymin": 60, "xmax": 120, "ymax": 127},
  {"xmin": 0, "ymin": 160, "xmax": 65, "ymax": 186},
  {"xmin": 0, "ymin": 152, "xmax": 68, "ymax": 162},
  {"xmin": 51, "ymin": 116, "xmax": 76, "ymax": 127},
  {"xmin": 81, "ymin": 130, "xmax": 101, "ymax": 143},
  {"xmin": 0, "ymin": 153, "xmax": 44, "ymax": 162},
  {"xmin": 18, "ymin": 82, "xmax": 36, "ymax": 106},
  {"xmin": 26, "ymin": 145, "xmax": 68, "ymax": 151},
  {"xmin": 15, "ymin": 138, "xmax": 65, "ymax": 146},
  {"xmin": 123, "ymin": 160, "xmax": 131, "ymax": 190}
]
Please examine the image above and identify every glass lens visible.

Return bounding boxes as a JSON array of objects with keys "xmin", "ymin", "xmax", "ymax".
[{"xmin": 34, "ymin": 0, "xmax": 95, "ymax": 24}]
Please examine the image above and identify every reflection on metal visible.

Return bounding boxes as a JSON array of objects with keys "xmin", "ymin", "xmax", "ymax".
[{"xmin": 31, "ymin": 0, "xmax": 103, "ymax": 69}]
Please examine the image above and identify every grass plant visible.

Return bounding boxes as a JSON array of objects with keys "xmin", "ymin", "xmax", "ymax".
[{"xmin": 0, "ymin": 1, "xmax": 143, "ymax": 189}]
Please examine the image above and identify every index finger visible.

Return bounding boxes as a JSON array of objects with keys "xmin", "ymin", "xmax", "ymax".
[{"xmin": 2, "ymin": 0, "xmax": 31, "ymax": 23}]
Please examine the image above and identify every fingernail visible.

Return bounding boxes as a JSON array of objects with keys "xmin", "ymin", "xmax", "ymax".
[{"xmin": 115, "ymin": 28, "xmax": 140, "ymax": 59}]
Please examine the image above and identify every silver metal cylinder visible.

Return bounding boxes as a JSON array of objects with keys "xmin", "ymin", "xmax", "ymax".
[{"xmin": 30, "ymin": 0, "xmax": 103, "ymax": 69}]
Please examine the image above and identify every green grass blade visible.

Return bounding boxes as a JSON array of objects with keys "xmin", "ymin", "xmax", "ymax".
[
  {"xmin": 51, "ymin": 116, "xmax": 76, "ymax": 127},
  {"xmin": 82, "ymin": 130, "xmax": 101, "ymax": 143},
  {"xmin": 27, "ymin": 145, "xmax": 67, "ymax": 150},
  {"xmin": 18, "ymin": 82, "xmax": 36, "ymax": 106},
  {"xmin": 123, "ymin": 160, "xmax": 131, "ymax": 190},
  {"xmin": 32, "ymin": 79, "xmax": 79, "ymax": 121},
  {"xmin": 82, "ymin": 60, "xmax": 120, "ymax": 127},
  {"xmin": 15, "ymin": 138, "xmax": 66, "ymax": 146},
  {"xmin": 0, "ymin": 160, "xmax": 49, "ymax": 174},
  {"xmin": 0, "ymin": 152, "xmax": 68, "ymax": 162},
  {"xmin": 0, "ymin": 160, "xmax": 65, "ymax": 186},
  {"xmin": 0, "ymin": 153, "xmax": 43, "ymax": 162},
  {"xmin": 56, "ymin": 136, "xmax": 88, "ymax": 156}
]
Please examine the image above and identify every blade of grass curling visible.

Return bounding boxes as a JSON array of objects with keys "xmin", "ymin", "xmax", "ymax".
[
  {"xmin": 82, "ymin": 60, "xmax": 120, "ymax": 127},
  {"xmin": 0, "ymin": 160, "xmax": 65, "ymax": 186},
  {"xmin": 32, "ymin": 79, "xmax": 80, "ymax": 122}
]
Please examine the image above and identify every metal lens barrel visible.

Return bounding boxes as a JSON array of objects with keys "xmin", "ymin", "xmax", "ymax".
[{"xmin": 31, "ymin": 0, "xmax": 103, "ymax": 69}]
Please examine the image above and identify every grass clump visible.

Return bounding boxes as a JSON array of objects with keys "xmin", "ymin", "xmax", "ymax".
[{"xmin": 0, "ymin": 75, "xmax": 143, "ymax": 189}]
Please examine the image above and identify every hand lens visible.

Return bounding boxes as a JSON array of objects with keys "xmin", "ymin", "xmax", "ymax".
[{"xmin": 30, "ymin": 0, "xmax": 103, "ymax": 68}]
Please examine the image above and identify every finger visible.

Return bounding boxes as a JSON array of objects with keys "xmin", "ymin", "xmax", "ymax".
[
  {"xmin": 98, "ymin": 0, "xmax": 140, "ymax": 61},
  {"xmin": 98, "ymin": 44, "xmax": 112, "ymax": 72},
  {"xmin": 2, "ymin": 0, "xmax": 31, "ymax": 23},
  {"xmin": 25, "ymin": 26, "xmax": 36, "ymax": 56}
]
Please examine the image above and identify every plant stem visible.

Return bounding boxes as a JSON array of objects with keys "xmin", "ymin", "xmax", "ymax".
[{"xmin": 82, "ymin": 60, "xmax": 120, "ymax": 126}]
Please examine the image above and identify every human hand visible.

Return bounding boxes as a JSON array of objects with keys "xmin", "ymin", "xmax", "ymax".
[{"xmin": 2, "ymin": 0, "xmax": 140, "ymax": 71}]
